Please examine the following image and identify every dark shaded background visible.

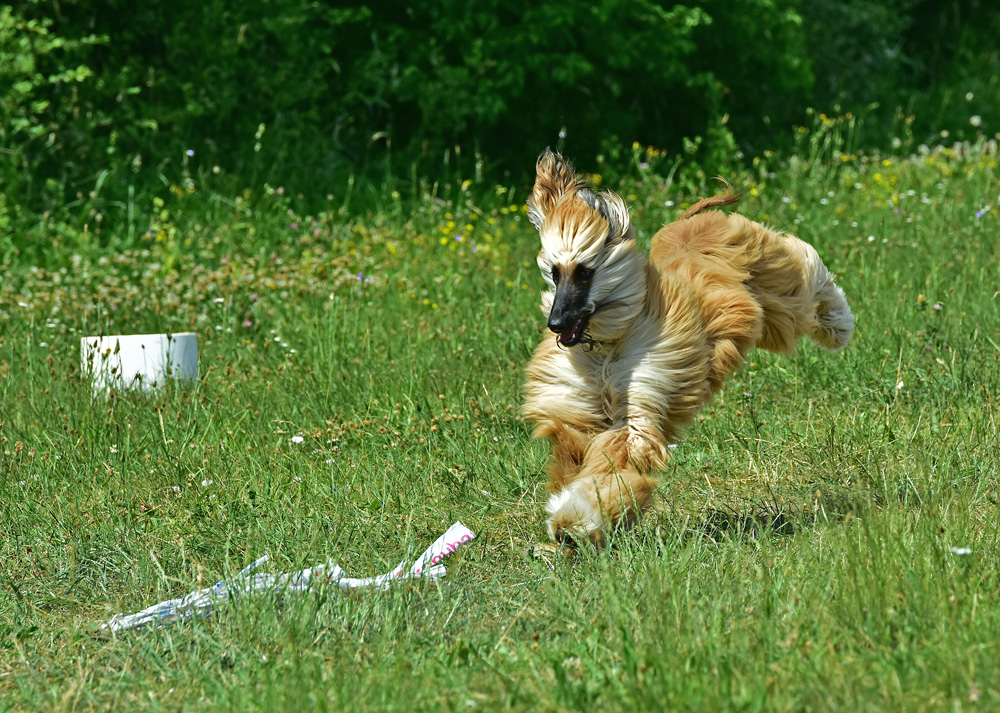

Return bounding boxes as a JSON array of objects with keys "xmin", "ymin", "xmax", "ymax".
[{"xmin": 2, "ymin": 0, "xmax": 997, "ymax": 229}]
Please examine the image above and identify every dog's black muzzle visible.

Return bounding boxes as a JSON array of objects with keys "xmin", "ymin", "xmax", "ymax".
[{"xmin": 548, "ymin": 282, "xmax": 593, "ymax": 347}]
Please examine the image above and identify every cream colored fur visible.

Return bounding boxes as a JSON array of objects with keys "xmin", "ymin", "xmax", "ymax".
[{"xmin": 523, "ymin": 150, "xmax": 854, "ymax": 547}]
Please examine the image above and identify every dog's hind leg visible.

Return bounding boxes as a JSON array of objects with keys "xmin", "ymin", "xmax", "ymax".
[
  {"xmin": 740, "ymin": 219, "xmax": 854, "ymax": 355},
  {"xmin": 800, "ymin": 242, "xmax": 854, "ymax": 351}
]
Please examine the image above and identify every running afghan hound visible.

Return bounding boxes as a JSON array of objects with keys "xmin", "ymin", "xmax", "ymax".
[{"xmin": 522, "ymin": 149, "xmax": 854, "ymax": 547}]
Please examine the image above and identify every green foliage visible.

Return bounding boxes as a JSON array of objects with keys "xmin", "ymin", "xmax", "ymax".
[
  {"xmin": 800, "ymin": 0, "xmax": 1000, "ymax": 146},
  {"xmin": 3, "ymin": 0, "xmax": 815, "ymax": 239},
  {"xmin": 0, "ymin": 6, "xmax": 95, "ymax": 143},
  {"xmin": 0, "ymin": 1, "xmax": 160, "ymax": 260},
  {"xmin": 2, "ymin": 0, "xmax": 998, "ymax": 252},
  {"xmin": 387, "ymin": 1, "xmax": 718, "ymax": 167},
  {"xmin": 802, "ymin": 0, "xmax": 922, "ymax": 111},
  {"xmin": 907, "ymin": 3, "xmax": 1000, "ymax": 144},
  {"xmin": 689, "ymin": 0, "xmax": 814, "ymax": 153},
  {"xmin": 0, "ymin": 4, "xmax": 101, "ymax": 244}
]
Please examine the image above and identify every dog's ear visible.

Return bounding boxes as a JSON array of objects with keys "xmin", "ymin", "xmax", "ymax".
[
  {"xmin": 596, "ymin": 190, "xmax": 634, "ymax": 245},
  {"xmin": 527, "ymin": 148, "xmax": 584, "ymax": 231}
]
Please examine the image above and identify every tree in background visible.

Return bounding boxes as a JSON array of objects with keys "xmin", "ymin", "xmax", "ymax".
[{"xmin": 2, "ymin": 0, "xmax": 996, "ymax": 243}]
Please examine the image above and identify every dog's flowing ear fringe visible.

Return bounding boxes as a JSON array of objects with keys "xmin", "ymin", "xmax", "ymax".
[
  {"xmin": 594, "ymin": 190, "xmax": 634, "ymax": 245},
  {"xmin": 527, "ymin": 148, "xmax": 587, "ymax": 231},
  {"xmin": 678, "ymin": 179, "xmax": 741, "ymax": 221},
  {"xmin": 574, "ymin": 186, "xmax": 634, "ymax": 245}
]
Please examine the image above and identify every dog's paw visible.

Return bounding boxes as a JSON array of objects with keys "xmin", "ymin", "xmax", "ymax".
[
  {"xmin": 545, "ymin": 482, "xmax": 608, "ymax": 548},
  {"xmin": 529, "ymin": 541, "xmax": 576, "ymax": 562}
]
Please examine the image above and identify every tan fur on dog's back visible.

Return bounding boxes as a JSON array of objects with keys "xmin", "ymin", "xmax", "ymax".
[
  {"xmin": 650, "ymin": 208, "xmax": 850, "ymax": 391},
  {"xmin": 523, "ymin": 150, "xmax": 854, "ymax": 547}
]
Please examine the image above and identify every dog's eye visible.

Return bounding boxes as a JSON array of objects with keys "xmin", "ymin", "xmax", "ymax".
[
  {"xmin": 576, "ymin": 266, "xmax": 594, "ymax": 282},
  {"xmin": 550, "ymin": 266, "xmax": 561, "ymax": 283}
]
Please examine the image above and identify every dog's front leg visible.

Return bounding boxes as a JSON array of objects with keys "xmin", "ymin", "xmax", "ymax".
[
  {"xmin": 540, "ymin": 423, "xmax": 590, "ymax": 491},
  {"xmin": 544, "ymin": 427, "xmax": 662, "ymax": 547}
]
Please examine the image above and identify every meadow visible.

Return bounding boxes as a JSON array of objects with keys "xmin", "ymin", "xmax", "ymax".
[{"xmin": 2, "ymin": 124, "xmax": 999, "ymax": 711}]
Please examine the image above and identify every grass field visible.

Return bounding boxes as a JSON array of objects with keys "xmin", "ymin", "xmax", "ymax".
[{"xmin": 2, "ymin": 129, "xmax": 999, "ymax": 711}]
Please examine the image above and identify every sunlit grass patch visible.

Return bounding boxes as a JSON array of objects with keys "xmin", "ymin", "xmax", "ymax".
[{"xmin": 2, "ymin": 134, "xmax": 999, "ymax": 711}]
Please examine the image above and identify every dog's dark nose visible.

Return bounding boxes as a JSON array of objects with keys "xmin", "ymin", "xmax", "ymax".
[
  {"xmin": 547, "ymin": 312, "xmax": 570, "ymax": 333},
  {"xmin": 547, "ymin": 288, "xmax": 580, "ymax": 333}
]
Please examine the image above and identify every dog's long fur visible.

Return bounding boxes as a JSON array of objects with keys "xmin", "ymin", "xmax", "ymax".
[{"xmin": 523, "ymin": 149, "xmax": 854, "ymax": 546}]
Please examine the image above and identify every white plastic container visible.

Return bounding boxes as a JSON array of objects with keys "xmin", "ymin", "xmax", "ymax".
[{"xmin": 81, "ymin": 332, "xmax": 199, "ymax": 395}]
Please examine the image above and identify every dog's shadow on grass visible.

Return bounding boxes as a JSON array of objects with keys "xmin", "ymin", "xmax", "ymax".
[{"xmin": 653, "ymin": 488, "xmax": 861, "ymax": 544}]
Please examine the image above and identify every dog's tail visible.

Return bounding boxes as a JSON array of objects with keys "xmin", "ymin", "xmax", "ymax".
[{"xmin": 678, "ymin": 181, "xmax": 741, "ymax": 221}]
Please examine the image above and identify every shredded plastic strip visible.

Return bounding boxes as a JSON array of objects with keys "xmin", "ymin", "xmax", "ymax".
[{"xmin": 101, "ymin": 521, "xmax": 476, "ymax": 632}]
